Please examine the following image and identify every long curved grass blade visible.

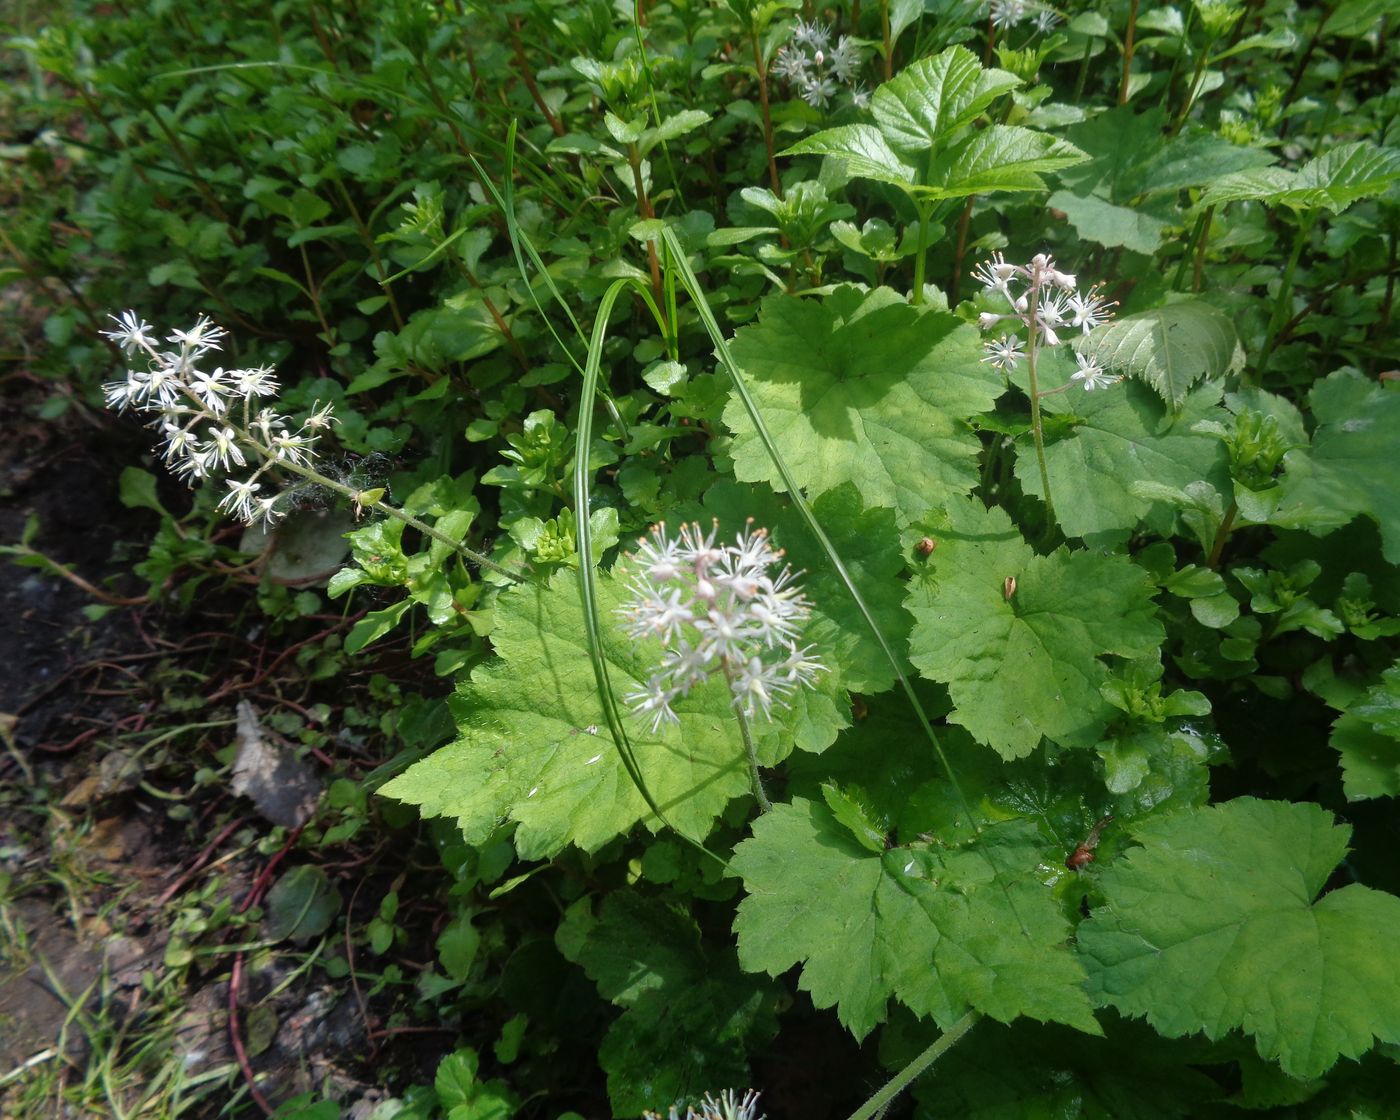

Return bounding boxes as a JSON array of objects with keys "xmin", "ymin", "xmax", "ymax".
[
  {"xmin": 575, "ymin": 279, "xmax": 693, "ymax": 848},
  {"xmin": 473, "ymin": 124, "xmax": 630, "ymax": 443},
  {"xmin": 658, "ymin": 227, "xmax": 976, "ymax": 821}
]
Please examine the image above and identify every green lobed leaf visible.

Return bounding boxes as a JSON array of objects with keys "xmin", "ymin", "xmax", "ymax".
[
  {"xmin": 1271, "ymin": 372, "xmax": 1400, "ymax": 563},
  {"xmin": 782, "ymin": 125, "xmax": 917, "ymax": 189},
  {"xmin": 1077, "ymin": 299, "xmax": 1243, "ymax": 411},
  {"xmin": 1331, "ymin": 662, "xmax": 1400, "ymax": 800},
  {"xmin": 1351, "ymin": 662, "xmax": 1400, "ymax": 740},
  {"xmin": 1078, "ymin": 798, "xmax": 1400, "ymax": 1079},
  {"xmin": 1201, "ymin": 141, "xmax": 1400, "ymax": 212},
  {"xmin": 1015, "ymin": 374, "xmax": 1231, "ymax": 540},
  {"xmin": 1331, "ymin": 714, "xmax": 1400, "ymax": 801},
  {"xmin": 723, "ymin": 286, "xmax": 1003, "ymax": 526},
  {"xmin": 926, "ymin": 127, "xmax": 1088, "ymax": 199},
  {"xmin": 1047, "ymin": 190, "xmax": 1171, "ymax": 255},
  {"xmin": 381, "ymin": 571, "xmax": 833, "ymax": 857},
  {"xmin": 731, "ymin": 798, "xmax": 1099, "ymax": 1040},
  {"xmin": 870, "ymin": 47, "xmax": 1021, "ymax": 156},
  {"xmin": 906, "ymin": 498, "xmax": 1164, "ymax": 759},
  {"xmin": 557, "ymin": 892, "xmax": 777, "ymax": 1115}
]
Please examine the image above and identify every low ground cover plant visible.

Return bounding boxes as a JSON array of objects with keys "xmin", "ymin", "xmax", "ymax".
[{"xmin": 5, "ymin": 0, "xmax": 1400, "ymax": 1116}]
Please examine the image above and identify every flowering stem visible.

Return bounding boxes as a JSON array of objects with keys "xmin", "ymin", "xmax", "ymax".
[
  {"xmin": 911, "ymin": 201, "xmax": 933, "ymax": 305},
  {"xmin": 1024, "ymin": 283, "xmax": 1056, "ymax": 529},
  {"xmin": 845, "ymin": 1011, "xmax": 980, "ymax": 1120},
  {"xmin": 1118, "ymin": 0, "xmax": 1140, "ymax": 105},
  {"xmin": 251, "ymin": 448, "xmax": 527, "ymax": 582},
  {"xmin": 724, "ymin": 661, "xmax": 773, "ymax": 813},
  {"xmin": 881, "ymin": 0, "xmax": 894, "ymax": 80},
  {"xmin": 751, "ymin": 31, "xmax": 783, "ymax": 198}
]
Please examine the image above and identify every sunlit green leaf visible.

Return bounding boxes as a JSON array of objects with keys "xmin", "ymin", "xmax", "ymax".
[
  {"xmin": 906, "ymin": 498, "xmax": 1163, "ymax": 758},
  {"xmin": 1079, "ymin": 798, "xmax": 1400, "ymax": 1079},
  {"xmin": 723, "ymin": 286, "xmax": 1002, "ymax": 526}
]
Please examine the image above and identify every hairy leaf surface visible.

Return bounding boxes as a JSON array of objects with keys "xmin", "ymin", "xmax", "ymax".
[
  {"xmin": 1202, "ymin": 141, "xmax": 1400, "ymax": 212},
  {"xmin": 906, "ymin": 498, "xmax": 1163, "ymax": 758},
  {"xmin": 1272, "ymin": 371, "xmax": 1400, "ymax": 563},
  {"xmin": 731, "ymin": 798, "xmax": 1099, "ymax": 1039},
  {"xmin": 1077, "ymin": 300, "xmax": 1242, "ymax": 410},
  {"xmin": 1016, "ymin": 377, "xmax": 1230, "ymax": 539},
  {"xmin": 382, "ymin": 572, "xmax": 827, "ymax": 857},
  {"xmin": 557, "ymin": 892, "xmax": 776, "ymax": 1114},
  {"xmin": 723, "ymin": 286, "xmax": 1001, "ymax": 525},
  {"xmin": 871, "ymin": 47, "xmax": 1020, "ymax": 154},
  {"xmin": 1078, "ymin": 798, "xmax": 1400, "ymax": 1079}
]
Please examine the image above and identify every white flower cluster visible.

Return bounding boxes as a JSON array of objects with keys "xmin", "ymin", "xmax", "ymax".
[
  {"xmin": 648, "ymin": 1089, "xmax": 764, "ymax": 1120},
  {"xmin": 989, "ymin": 0, "xmax": 1062, "ymax": 33},
  {"xmin": 101, "ymin": 311, "xmax": 336, "ymax": 524},
  {"xmin": 617, "ymin": 521, "xmax": 825, "ymax": 732},
  {"xmin": 971, "ymin": 253, "xmax": 1121, "ymax": 390},
  {"xmin": 771, "ymin": 19, "xmax": 869, "ymax": 109}
]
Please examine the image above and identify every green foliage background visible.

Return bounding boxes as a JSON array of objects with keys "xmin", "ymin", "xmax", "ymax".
[{"xmin": 6, "ymin": 0, "xmax": 1400, "ymax": 1116}]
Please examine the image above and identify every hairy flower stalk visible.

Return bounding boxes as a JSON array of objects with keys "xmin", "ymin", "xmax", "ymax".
[
  {"xmin": 971, "ymin": 253, "xmax": 1119, "ymax": 528},
  {"xmin": 618, "ymin": 521, "xmax": 825, "ymax": 811},
  {"xmin": 101, "ymin": 311, "xmax": 521, "ymax": 580}
]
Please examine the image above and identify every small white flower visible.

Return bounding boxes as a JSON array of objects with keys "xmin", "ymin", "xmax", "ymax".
[
  {"xmin": 1067, "ymin": 286, "xmax": 1118, "ymax": 334},
  {"xmin": 849, "ymin": 83, "xmax": 872, "ymax": 110},
  {"xmin": 206, "ymin": 426, "xmax": 246, "ymax": 469},
  {"xmin": 168, "ymin": 314, "xmax": 226, "ymax": 355},
  {"xmin": 160, "ymin": 419, "xmax": 197, "ymax": 461},
  {"xmin": 304, "ymin": 400, "xmax": 337, "ymax": 431},
  {"xmin": 792, "ymin": 18, "xmax": 831, "ymax": 51},
  {"xmin": 801, "ymin": 75, "xmax": 839, "ymax": 107},
  {"xmin": 101, "ymin": 311, "xmax": 157, "ymax": 353},
  {"xmin": 269, "ymin": 430, "xmax": 315, "ymax": 465},
  {"xmin": 621, "ymin": 583, "xmax": 695, "ymax": 644},
  {"xmin": 1038, "ymin": 290, "xmax": 1070, "ymax": 327},
  {"xmin": 990, "ymin": 0, "xmax": 1029, "ymax": 28},
  {"xmin": 827, "ymin": 36, "xmax": 861, "ymax": 81},
  {"xmin": 232, "ymin": 365, "xmax": 280, "ymax": 398},
  {"xmin": 103, "ymin": 370, "xmax": 147, "ymax": 410},
  {"xmin": 771, "ymin": 45, "xmax": 809, "ymax": 83},
  {"xmin": 218, "ymin": 478, "xmax": 261, "ymax": 523},
  {"xmin": 617, "ymin": 521, "xmax": 822, "ymax": 730},
  {"xmin": 982, "ymin": 334, "xmax": 1025, "ymax": 371},
  {"xmin": 174, "ymin": 444, "xmax": 217, "ymax": 481},
  {"xmin": 251, "ymin": 407, "xmax": 284, "ymax": 444},
  {"xmin": 189, "ymin": 367, "xmax": 232, "ymax": 413},
  {"xmin": 972, "ymin": 252, "xmax": 1022, "ymax": 303},
  {"xmin": 1071, "ymin": 351, "xmax": 1120, "ymax": 391},
  {"xmin": 253, "ymin": 495, "xmax": 285, "ymax": 525},
  {"xmin": 623, "ymin": 674, "xmax": 681, "ymax": 733},
  {"xmin": 1034, "ymin": 6, "xmax": 1061, "ymax": 33}
]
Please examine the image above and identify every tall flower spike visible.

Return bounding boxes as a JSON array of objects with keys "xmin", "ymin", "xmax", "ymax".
[
  {"xmin": 617, "ymin": 521, "xmax": 824, "ymax": 731},
  {"xmin": 101, "ymin": 311, "xmax": 337, "ymax": 525},
  {"xmin": 972, "ymin": 254, "xmax": 1119, "ymax": 390}
]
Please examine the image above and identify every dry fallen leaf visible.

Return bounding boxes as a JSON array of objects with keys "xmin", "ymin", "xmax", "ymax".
[{"xmin": 230, "ymin": 701, "xmax": 321, "ymax": 828}]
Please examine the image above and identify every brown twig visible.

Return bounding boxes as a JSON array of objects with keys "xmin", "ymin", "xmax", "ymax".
[{"xmin": 156, "ymin": 816, "xmax": 249, "ymax": 907}]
